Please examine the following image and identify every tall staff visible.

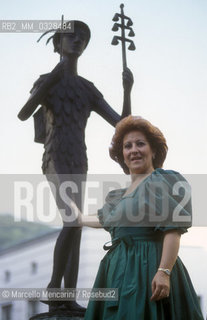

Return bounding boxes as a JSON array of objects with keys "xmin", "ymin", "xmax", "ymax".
[{"xmin": 111, "ymin": 3, "xmax": 136, "ymax": 70}]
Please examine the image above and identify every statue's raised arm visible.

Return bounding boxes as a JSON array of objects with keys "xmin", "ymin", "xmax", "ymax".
[
  {"xmin": 17, "ymin": 19, "xmax": 134, "ymax": 315},
  {"xmin": 91, "ymin": 68, "xmax": 133, "ymax": 128}
]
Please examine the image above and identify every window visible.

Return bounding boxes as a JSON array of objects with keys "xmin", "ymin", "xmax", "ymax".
[
  {"xmin": 4, "ymin": 270, "xmax": 11, "ymax": 283},
  {"xmin": 2, "ymin": 304, "xmax": 12, "ymax": 320},
  {"xmin": 31, "ymin": 262, "xmax": 38, "ymax": 275}
]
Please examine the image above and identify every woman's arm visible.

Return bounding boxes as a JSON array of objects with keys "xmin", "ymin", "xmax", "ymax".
[
  {"xmin": 81, "ymin": 214, "xmax": 102, "ymax": 228},
  {"xmin": 69, "ymin": 199, "xmax": 102, "ymax": 228},
  {"xmin": 150, "ymin": 230, "xmax": 181, "ymax": 301}
]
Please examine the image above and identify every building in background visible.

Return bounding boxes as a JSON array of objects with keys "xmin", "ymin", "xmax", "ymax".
[
  {"xmin": 0, "ymin": 227, "xmax": 109, "ymax": 319},
  {"xmin": 0, "ymin": 228, "xmax": 206, "ymax": 319}
]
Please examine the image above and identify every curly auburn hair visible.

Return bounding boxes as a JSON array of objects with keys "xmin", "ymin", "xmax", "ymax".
[{"xmin": 109, "ymin": 116, "xmax": 168, "ymax": 174}]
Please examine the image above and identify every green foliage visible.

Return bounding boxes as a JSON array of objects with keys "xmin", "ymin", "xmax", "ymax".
[{"xmin": 0, "ymin": 214, "xmax": 53, "ymax": 251}]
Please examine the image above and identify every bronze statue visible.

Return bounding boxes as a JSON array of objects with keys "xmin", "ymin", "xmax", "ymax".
[{"xmin": 18, "ymin": 20, "xmax": 133, "ymax": 315}]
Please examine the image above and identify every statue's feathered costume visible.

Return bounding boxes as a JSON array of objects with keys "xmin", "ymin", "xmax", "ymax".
[
  {"xmin": 18, "ymin": 20, "xmax": 131, "ymax": 313},
  {"xmin": 32, "ymin": 73, "xmax": 104, "ymax": 174}
]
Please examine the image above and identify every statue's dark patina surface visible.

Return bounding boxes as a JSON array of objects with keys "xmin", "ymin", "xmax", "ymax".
[{"xmin": 18, "ymin": 20, "xmax": 133, "ymax": 315}]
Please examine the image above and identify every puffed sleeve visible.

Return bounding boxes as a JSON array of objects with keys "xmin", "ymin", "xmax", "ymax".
[
  {"xmin": 145, "ymin": 169, "xmax": 192, "ymax": 234},
  {"xmin": 97, "ymin": 208, "xmax": 110, "ymax": 231},
  {"xmin": 97, "ymin": 189, "xmax": 125, "ymax": 231}
]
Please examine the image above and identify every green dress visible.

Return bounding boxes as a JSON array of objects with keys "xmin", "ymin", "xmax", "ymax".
[{"xmin": 84, "ymin": 169, "xmax": 204, "ymax": 320}]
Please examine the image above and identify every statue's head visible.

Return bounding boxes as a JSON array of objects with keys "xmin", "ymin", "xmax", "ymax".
[
  {"xmin": 37, "ymin": 20, "xmax": 91, "ymax": 58},
  {"xmin": 53, "ymin": 21, "xmax": 91, "ymax": 57}
]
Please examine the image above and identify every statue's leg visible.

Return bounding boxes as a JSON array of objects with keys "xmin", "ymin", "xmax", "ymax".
[
  {"xmin": 44, "ymin": 166, "xmax": 87, "ymax": 312},
  {"xmin": 63, "ymin": 172, "xmax": 86, "ymax": 288},
  {"xmin": 47, "ymin": 226, "xmax": 80, "ymax": 288},
  {"xmin": 63, "ymin": 226, "xmax": 82, "ymax": 288},
  {"xmin": 46, "ymin": 169, "xmax": 86, "ymax": 289}
]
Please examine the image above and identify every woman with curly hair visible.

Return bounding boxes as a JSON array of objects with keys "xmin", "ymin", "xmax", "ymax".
[{"xmin": 81, "ymin": 115, "xmax": 203, "ymax": 319}]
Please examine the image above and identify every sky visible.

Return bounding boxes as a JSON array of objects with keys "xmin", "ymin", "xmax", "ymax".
[{"xmin": 0, "ymin": 0, "xmax": 207, "ymax": 247}]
